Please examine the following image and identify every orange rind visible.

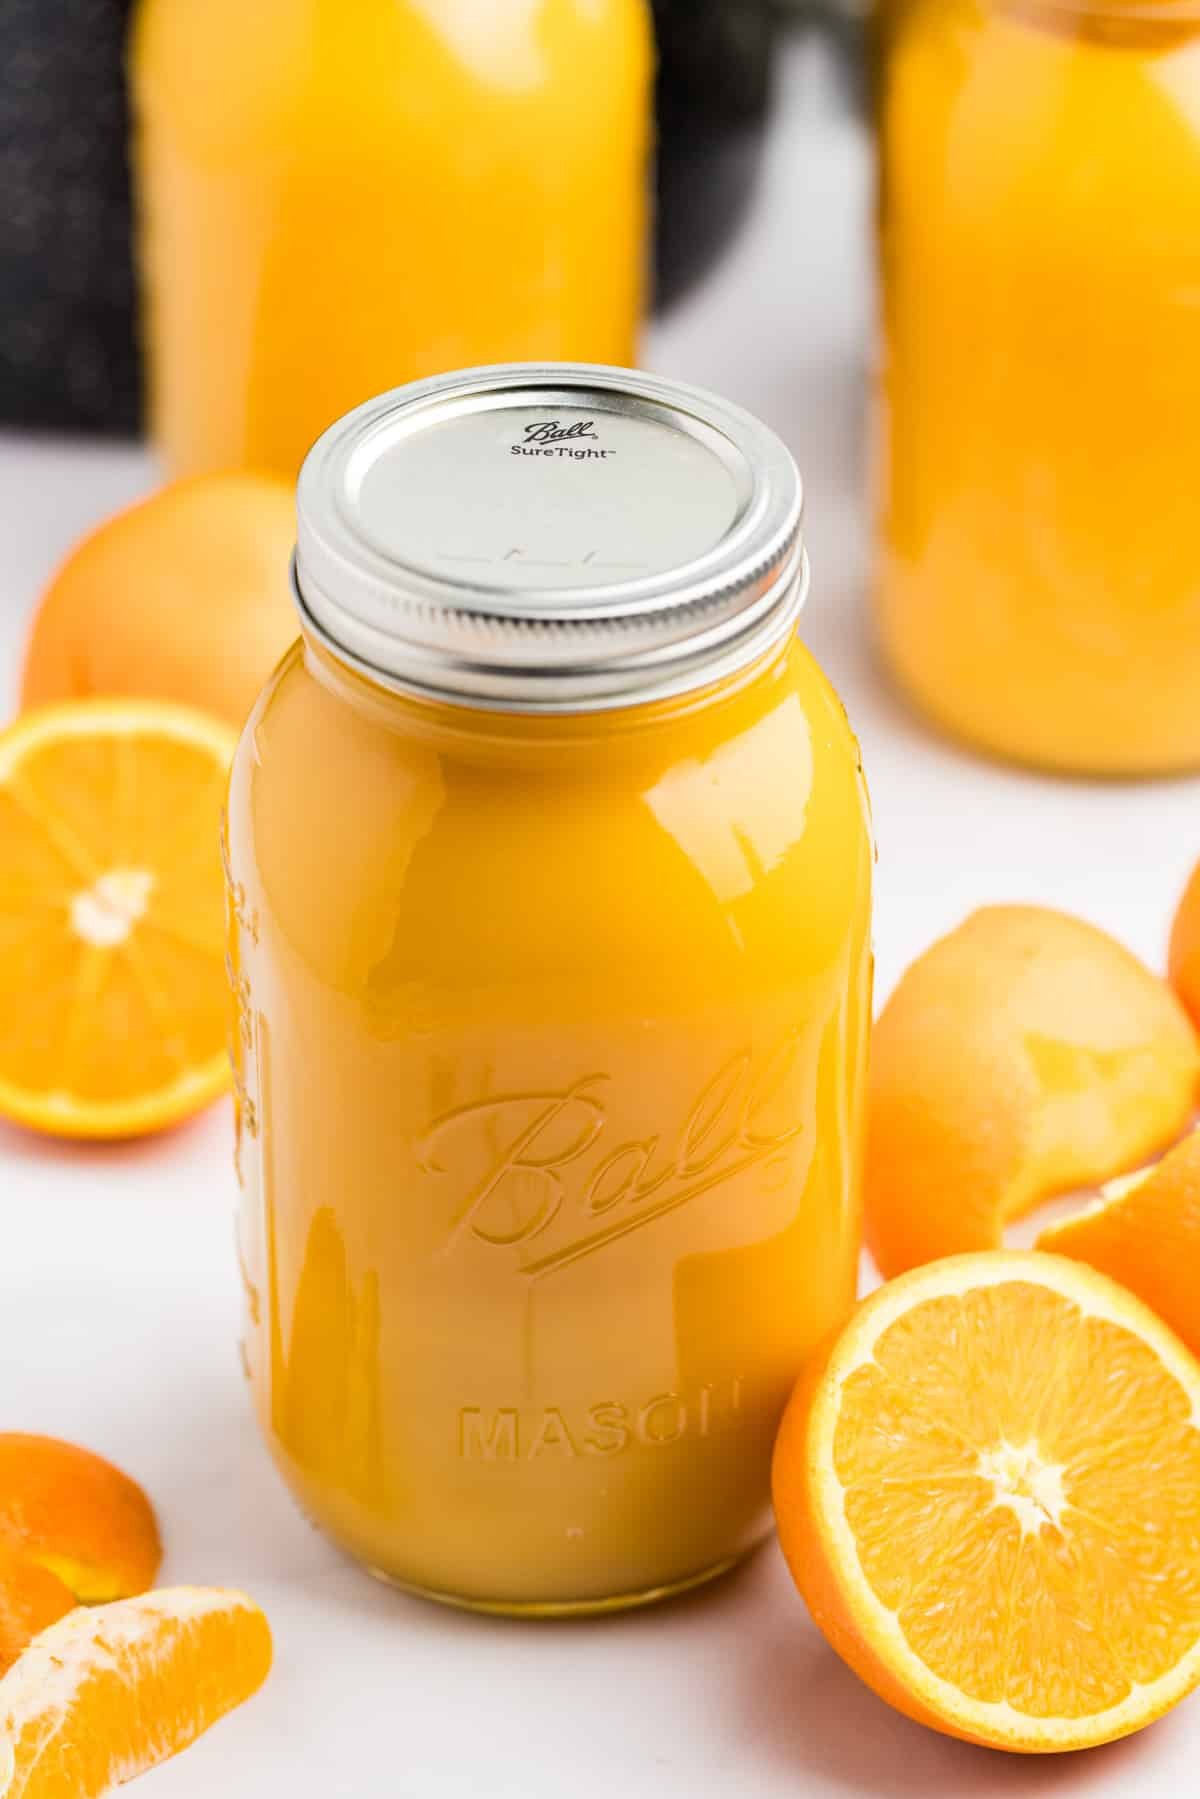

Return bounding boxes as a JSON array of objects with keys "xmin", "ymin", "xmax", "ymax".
[
  {"xmin": 865, "ymin": 906, "xmax": 1199, "ymax": 1278},
  {"xmin": 1039, "ymin": 1127, "xmax": 1200, "ymax": 1357},
  {"xmin": 0, "ymin": 1436, "xmax": 161, "ymax": 1605},
  {"xmin": 0, "ymin": 1543, "xmax": 74, "ymax": 1678}
]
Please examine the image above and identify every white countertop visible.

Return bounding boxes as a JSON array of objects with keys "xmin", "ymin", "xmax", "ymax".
[{"xmin": 2, "ymin": 30, "xmax": 1199, "ymax": 1797}]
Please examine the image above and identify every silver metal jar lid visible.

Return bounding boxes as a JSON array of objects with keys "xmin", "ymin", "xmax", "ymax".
[{"xmin": 294, "ymin": 363, "xmax": 807, "ymax": 713}]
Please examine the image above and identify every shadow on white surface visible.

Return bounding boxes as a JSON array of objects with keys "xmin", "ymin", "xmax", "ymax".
[
  {"xmin": 0, "ymin": 1104, "xmax": 226, "ymax": 1173},
  {"xmin": 737, "ymin": 1591, "xmax": 1160, "ymax": 1798}
]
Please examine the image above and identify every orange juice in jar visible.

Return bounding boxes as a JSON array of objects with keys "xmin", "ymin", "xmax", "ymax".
[
  {"xmin": 876, "ymin": 0, "xmax": 1200, "ymax": 774},
  {"xmin": 130, "ymin": 0, "xmax": 652, "ymax": 479},
  {"xmin": 226, "ymin": 365, "xmax": 874, "ymax": 1614}
]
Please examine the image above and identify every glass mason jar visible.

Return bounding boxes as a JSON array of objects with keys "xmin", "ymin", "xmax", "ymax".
[
  {"xmin": 225, "ymin": 365, "xmax": 874, "ymax": 1616},
  {"xmin": 129, "ymin": 0, "xmax": 652, "ymax": 480},
  {"xmin": 876, "ymin": 0, "xmax": 1200, "ymax": 775}
]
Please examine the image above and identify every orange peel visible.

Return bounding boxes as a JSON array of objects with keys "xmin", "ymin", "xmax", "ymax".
[
  {"xmin": 865, "ymin": 906, "xmax": 1199, "ymax": 1278},
  {"xmin": 0, "ymin": 1543, "xmax": 74, "ymax": 1678},
  {"xmin": 1039, "ymin": 1127, "xmax": 1200, "ymax": 1357},
  {"xmin": 0, "ymin": 1435, "xmax": 161, "ymax": 1605}
]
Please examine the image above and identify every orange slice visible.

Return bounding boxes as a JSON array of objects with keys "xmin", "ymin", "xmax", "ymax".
[
  {"xmin": 1169, "ymin": 856, "xmax": 1200, "ymax": 1031},
  {"xmin": 865, "ymin": 906, "xmax": 1199, "ymax": 1277},
  {"xmin": 0, "ymin": 699, "xmax": 237, "ymax": 1138},
  {"xmin": 1039, "ymin": 1128, "xmax": 1200, "ymax": 1357},
  {"xmin": 0, "ymin": 1544, "xmax": 74, "ymax": 1678},
  {"xmin": 773, "ymin": 1251, "xmax": 1200, "ymax": 1752},
  {"xmin": 0, "ymin": 1588, "xmax": 272, "ymax": 1797},
  {"xmin": 0, "ymin": 1436, "xmax": 160, "ymax": 1604}
]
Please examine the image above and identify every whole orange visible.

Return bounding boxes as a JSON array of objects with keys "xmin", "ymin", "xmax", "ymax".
[
  {"xmin": 1169, "ymin": 857, "xmax": 1200, "ymax": 1029},
  {"xmin": 20, "ymin": 474, "xmax": 297, "ymax": 728}
]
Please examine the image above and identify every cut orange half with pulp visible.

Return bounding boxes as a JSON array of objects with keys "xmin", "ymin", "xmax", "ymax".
[
  {"xmin": 0, "ymin": 700, "xmax": 237, "ymax": 1138},
  {"xmin": 773, "ymin": 1251, "xmax": 1200, "ymax": 1752}
]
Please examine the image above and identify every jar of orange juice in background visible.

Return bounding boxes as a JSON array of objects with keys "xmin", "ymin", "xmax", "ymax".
[
  {"xmin": 129, "ymin": 1, "xmax": 652, "ymax": 480},
  {"xmin": 224, "ymin": 365, "xmax": 874, "ymax": 1616},
  {"xmin": 876, "ymin": 0, "xmax": 1200, "ymax": 775}
]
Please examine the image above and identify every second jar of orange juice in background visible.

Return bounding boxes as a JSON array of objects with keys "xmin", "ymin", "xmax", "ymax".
[
  {"xmin": 224, "ymin": 364, "xmax": 873, "ymax": 1615},
  {"xmin": 876, "ymin": 0, "xmax": 1200, "ymax": 775},
  {"xmin": 129, "ymin": 0, "xmax": 652, "ymax": 479}
]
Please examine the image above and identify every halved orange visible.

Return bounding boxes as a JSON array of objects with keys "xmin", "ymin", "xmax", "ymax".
[
  {"xmin": 773, "ymin": 1251, "xmax": 1200, "ymax": 1752},
  {"xmin": 0, "ymin": 1587, "xmax": 272, "ymax": 1797},
  {"xmin": 865, "ymin": 906, "xmax": 1199, "ymax": 1277},
  {"xmin": 0, "ymin": 1436, "xmax": 161, "ymax": 1604},
  {"xmin": 0, "ymin": 1543, "xmax": 74, "ymax": 1678},
  {"xmin": 1039, "ymin": 1128, "xmax": 1200, "ymax": 1357},
  {"xmin": 0, "ymin": 699, "xmax": 237, "ymax": 1138}
]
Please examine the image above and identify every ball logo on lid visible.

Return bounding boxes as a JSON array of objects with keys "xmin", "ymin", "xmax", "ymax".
[
  {"xmin": 523, "ymin": 419, "xmax": 597, "ymax": 443},
  {"xmin": 514, "ymin": 418, "xmax": 615, "ymax": 461}
]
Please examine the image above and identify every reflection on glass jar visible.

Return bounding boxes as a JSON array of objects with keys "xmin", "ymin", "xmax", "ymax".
[
  {"xmin": 876, "ymin": 0, "xmax": 1200, "ymax": 774},
  {"xmin": 226, "ymin": 366, "xmax": 873, "ymax": 1615},
  {"xmin": 130, "ymin": 0, "xmax": 652, "ymax": 480}
]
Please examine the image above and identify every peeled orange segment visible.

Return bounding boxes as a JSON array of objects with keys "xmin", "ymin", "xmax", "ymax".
[
  {"xmin": 0, "ymin": 1437, "xmax": 161, "ymax": 1605},
  {"xmin": 865, "ymin": 906, "xmax": 1200, "ymax": 1277},
  {"xmin": 0, "ymin": 1588, "xmax": 272, "ymax": 1798},
  {"xmin": 1039, "ymin": 1128, "xmax": 1200, "ymax": 1357},
  {"xmin": 0, "ymin": 1543, "xmax": 74, "ymax": 1678},
  {"xmin": 0, "ymin": 700, "xmax": 237, "ymax": 1138},
  {"xmin": 773, "ymin": 1251, "xmax": 1200, "ymax": 1752}
]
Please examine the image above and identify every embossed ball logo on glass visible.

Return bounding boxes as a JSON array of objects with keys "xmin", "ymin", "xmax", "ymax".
[{"xmin": 420, "ymin": 1035, "xmax": 807, "ymax": 1278}]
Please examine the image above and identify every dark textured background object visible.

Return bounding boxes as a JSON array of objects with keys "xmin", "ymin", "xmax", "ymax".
[
  {"xmin": 653, "ymin": 0, "xmax": 777, "ymax": 311},
  {"xmin": 0, "ymin": 0, "xmax": 780, "ymax": 434},
  {"xmin": 0, "ymin": 0, "xmax": 140, "ymax": 434}
]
